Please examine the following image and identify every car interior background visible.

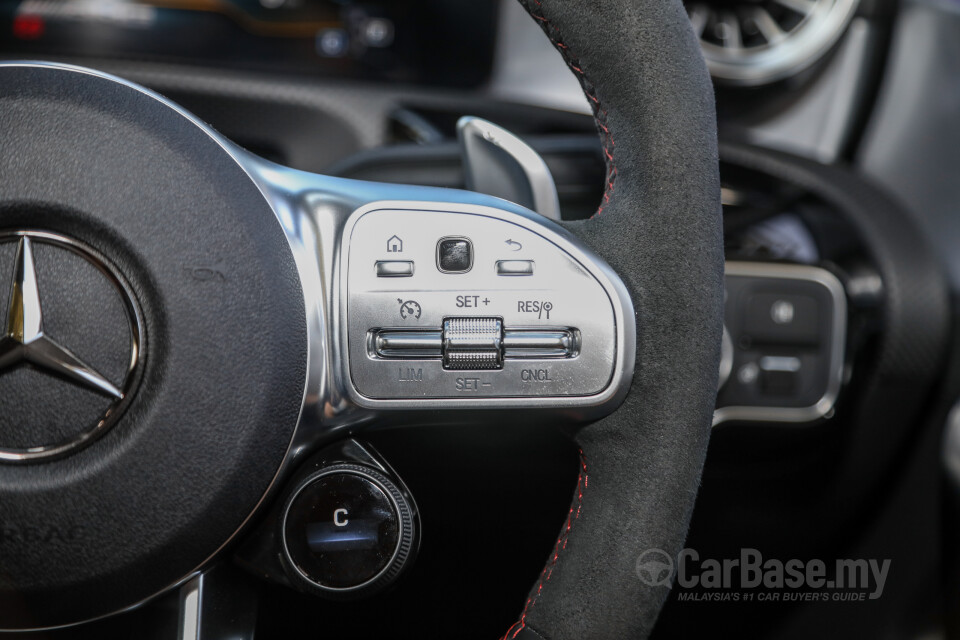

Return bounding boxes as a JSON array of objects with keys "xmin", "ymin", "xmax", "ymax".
[{"xmin": 1, "ymin": 0, "xmax": 960, "ymax": 638}]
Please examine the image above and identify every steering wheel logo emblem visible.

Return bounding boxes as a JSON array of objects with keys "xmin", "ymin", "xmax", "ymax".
[
  {"xmin": 0, "ymin": 231, "xmax": 144, "ymax": 463},
  {"xmin": 635, "ymin": 549, "xmax": 675, "ymax": 587}
]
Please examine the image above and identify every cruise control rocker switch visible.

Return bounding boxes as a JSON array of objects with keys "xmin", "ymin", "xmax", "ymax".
[
  {"xmin": 370, "ymin": 319, "xmax": 581, "ymax": 370},
  {"xmin": 442, "ymin": 317, "xmax": 502, "ymax": 370}
]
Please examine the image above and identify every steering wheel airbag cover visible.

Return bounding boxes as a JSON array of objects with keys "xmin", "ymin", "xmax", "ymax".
[{"xmin": 0, "ymin": 65, "xmax": 307, "ymax": 629}]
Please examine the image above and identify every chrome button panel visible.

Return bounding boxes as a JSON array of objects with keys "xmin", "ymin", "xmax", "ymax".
[{"xmin": 341, "ymin": 206, "xmax": 628, "ymax": 403}]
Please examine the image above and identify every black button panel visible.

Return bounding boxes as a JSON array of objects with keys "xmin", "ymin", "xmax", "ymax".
[
  {"xmin": 716, "ymin": 262, "xmax": 846, "ymax": 424},
  {"xmin": 436, "ymin": 237, "xmax": 473, "ymax": 273},
  {"xmin": 283, "ymin": 470, "xmax": 400, "ymax": 590},
  {"xmin": 744, "ymin": 293, "xmax": 820, "ymax": 346}
]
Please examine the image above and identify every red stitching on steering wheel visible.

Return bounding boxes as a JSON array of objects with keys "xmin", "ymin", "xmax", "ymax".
[
  {"xmin": 525, "ymin": 0, "xmax": 618, "ymax": 218},
  {"xmin": 501, "ymin": 449, "xmax": 588, "ymax": 640}
]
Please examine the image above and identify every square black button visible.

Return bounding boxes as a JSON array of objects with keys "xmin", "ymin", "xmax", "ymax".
[
  {"xmin": 744, "ymin": 293, "xmax": 820, "ymax": 346},
  {"xmin": 437, "ymin": 237, "xmax": 473, "ymax": 273}
]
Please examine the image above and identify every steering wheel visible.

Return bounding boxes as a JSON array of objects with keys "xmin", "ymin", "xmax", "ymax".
[{"xmin": 0, "ymin": 0, "xmax": 722, "ymax": 637}]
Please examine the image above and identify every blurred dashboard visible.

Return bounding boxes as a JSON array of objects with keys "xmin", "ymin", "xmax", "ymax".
[
  {"xmin": 0, "ymin": 0, "xmax": 900, "ymax": 177},
  {"xmin": 0, "ymin": 0, "xmax": 498, "ymax": 87}
]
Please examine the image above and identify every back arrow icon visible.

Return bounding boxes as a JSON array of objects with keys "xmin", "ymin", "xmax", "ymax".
[{"xmin": 505, "ymin": 239, "xmax": 522, "ymax": 251}]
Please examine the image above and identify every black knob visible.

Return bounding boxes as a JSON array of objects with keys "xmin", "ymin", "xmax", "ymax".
[{"xmin": 280, "ymin": 464, "xmax": 417, "ymax": 598}]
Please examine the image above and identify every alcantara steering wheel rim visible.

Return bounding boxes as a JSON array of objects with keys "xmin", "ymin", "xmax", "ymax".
[{"xmin": 499, "ymin": 1, "xmax": 723, "ymax": 635}]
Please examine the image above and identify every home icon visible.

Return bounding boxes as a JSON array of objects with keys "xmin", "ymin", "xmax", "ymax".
[{"xmin": 387, "ymin": 235, "xmax": 403, "ymax": 252}]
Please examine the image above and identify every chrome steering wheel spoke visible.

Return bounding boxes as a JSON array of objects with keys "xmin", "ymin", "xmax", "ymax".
[
  {"xmin": 233, "ymin": 150, "xmax": 635, "ymax": 452},
  {"xmin": 177, "ymin": 566, "xmax": 258, "ymax": 640}
]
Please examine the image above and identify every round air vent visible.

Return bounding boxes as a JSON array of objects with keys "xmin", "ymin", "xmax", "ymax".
[{"xmin": 686, "ymin": 0, "xmax": 859, "ymax": 85}]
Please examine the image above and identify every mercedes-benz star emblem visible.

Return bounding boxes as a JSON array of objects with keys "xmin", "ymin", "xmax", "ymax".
[
  {"xmin": 0, "ymin": 237, "xmax": 123, "ymax": 398},
  {"xmin": 0, "ymin": 232, "xmax": 143, "ymax": 463}
]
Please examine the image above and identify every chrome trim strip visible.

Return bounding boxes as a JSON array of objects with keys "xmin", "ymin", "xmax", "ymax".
[
  {"xmin": 944, "ymin": 401, "xmax": 960, "ymax": 489},
  {"xmin": 717, "ymin": 325, "xmax": 734, "ymax": 390},
  {"xmin": 176, "ymin": 575, "xmax": 203, "ymax": 640}
]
